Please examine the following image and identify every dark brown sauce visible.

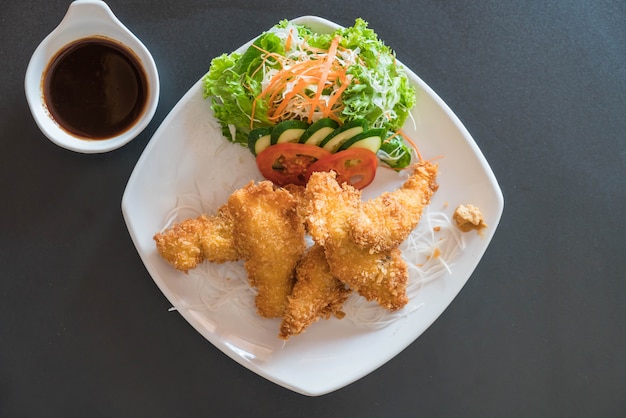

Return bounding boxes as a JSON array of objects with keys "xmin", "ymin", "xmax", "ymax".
[{"xmin": 43, "ymin": 36, "xmax": 148, "ymax": 140}]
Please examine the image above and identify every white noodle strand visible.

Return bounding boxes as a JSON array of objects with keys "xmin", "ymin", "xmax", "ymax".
[{"xmin": 162, "ymin": 182, "xmax": 465, "ymax": 330}]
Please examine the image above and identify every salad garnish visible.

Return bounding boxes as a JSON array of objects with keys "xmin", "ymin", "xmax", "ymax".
[{"xmin": 203, "ymin": 18, "xmax": 418, "ymax": 186}]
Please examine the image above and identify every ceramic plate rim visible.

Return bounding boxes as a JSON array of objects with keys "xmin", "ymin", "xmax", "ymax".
[{"xmin": 122, "ymin": 15, "xmax": 504, "ymax": 396}]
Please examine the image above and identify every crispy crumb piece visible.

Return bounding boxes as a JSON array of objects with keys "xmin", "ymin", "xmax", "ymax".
[{"xmin": 453, "ymin": 204, "xmax": 487, "ymax": 232}]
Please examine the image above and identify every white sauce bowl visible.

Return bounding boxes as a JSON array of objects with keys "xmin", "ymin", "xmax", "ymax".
[{"xmin": 25, "ymin": 0, "xmax": 160, "ymax": 153}]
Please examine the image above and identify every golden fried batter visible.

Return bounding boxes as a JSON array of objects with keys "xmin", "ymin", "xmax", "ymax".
[
  {"xmin": 279, "ymin": 245, "xmax": 351, "ymax": 340},
  {"xmin": 153, "ymin": 206, "xmax": 238, "ymax": 272},
  {"xmin": 305, "ymin": 171, "xmax": 410, "ymax": 311},
  {"xmin": 154, "ymin": 181, "xmax": 306, "ymax": 318},
  {"xmin": 226, "ymin": 181, "xmax": 306, "ymax": 318},
  {"xmin": 282, "ymin": 184, "xmax": 308, "ymax": 227},
  {"xmin": 349, "ymin": 161, "xmax": 439, "ymax": 252},
  {"xmin": 154, "ymin": 160, "xmax": 438, "ymax": 337}
]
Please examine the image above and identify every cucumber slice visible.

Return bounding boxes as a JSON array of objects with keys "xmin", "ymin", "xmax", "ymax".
[
  {"xmin": 299, "ymin": 118, "xmax": 339, "ymax": 146},
  {"xmin": 338, "ymin": 128, "xmax": 386, "ymax": 153},
  {"xmin": 319, "ymin": 119, "xmax": 369, "ymax": 153},
  {"xmin": 270, "ymin": 120, "xmax": 310, "ymax": 145},
  {"xmin": 248, "ymin": 127, "xmax": 273, "ymax": 156}
]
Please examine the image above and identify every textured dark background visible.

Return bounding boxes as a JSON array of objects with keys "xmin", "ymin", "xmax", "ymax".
[{"xmin": 1, "ymin": 1, "xmax": 625, "ymax": 416}]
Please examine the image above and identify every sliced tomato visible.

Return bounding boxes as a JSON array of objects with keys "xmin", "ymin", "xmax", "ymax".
[
  {"xmin": 256, "ymin": 143, "xmax": 331, "ymax": 187},
  {"xmin": 305, "ymin": 148, "xmax": 378, "ymax": 189}
]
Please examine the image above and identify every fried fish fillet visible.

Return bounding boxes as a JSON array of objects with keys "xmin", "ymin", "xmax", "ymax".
[
  {"xmin": 154, "ymin": 181, "xmax": 306, "ymax": 318},
  {"xmin": 153, "ymin": 206, "xmax": 238, "ymax": 272},
  {"xmin": 305, "ymin": 171, "xmax": 410, "ymax": 311},
  {"xmin": 155, "ymin": 160, "xmax": 437, "ymax": 335},
  {"xmin": 348, "ymin": 161, "xmax": 439, "ymax": 253},
  {"xmin": 226, "ymin": 181, "xmax": 306, "ymax": 318},
  {"xmin": 279, "ymin": 245, "xmax": 351, "ymax": 340}
]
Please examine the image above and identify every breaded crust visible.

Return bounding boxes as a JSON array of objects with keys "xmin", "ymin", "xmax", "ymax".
[
  {"xmin": 279, "ymin": 245, "xmax": 351, "ymax": 340},
  {"xmin": 154, "ymin": 181, "xmax": 306, "ymax": 318},
  {"xmin": 153, "ymin": 207, "xmax": 238, "ymax": 272},
  {"xmin": 227, "ymin": 181, "xmax": 306, "ymax": 318},
  {"xmin": 349, "ymin": 161, "xmax": 439, "ymax": 253},
  {"xmin": 305, "ymin": 171, "xmax": 410, "ymax": 311}
]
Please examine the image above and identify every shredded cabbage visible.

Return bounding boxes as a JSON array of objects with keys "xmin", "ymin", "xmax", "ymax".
[{"xmin": 203, "ymin": 19, "xmax": 417, "ymax": 147}]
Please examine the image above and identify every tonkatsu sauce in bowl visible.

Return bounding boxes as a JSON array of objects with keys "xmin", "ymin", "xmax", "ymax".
[
  {"xmin": 25, "ymin": 0, "xmax": 159, "ymax": 153},
  {"xmin": 43, "ymin": 36, "xmax": 149, "ymax": 140}
]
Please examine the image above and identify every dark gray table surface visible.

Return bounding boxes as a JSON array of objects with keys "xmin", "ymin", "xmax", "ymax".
[{"xmin": 2, "ymin": 1, "xmax": 624, "ymax": 416}]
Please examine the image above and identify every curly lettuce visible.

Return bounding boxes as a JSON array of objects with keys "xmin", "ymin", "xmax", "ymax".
[{"xmin": 203, "ymin": 18, "xmax": 416, "ymax": 148}]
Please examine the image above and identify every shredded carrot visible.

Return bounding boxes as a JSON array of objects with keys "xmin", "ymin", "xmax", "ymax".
[
  {"xmin": 250, "ymin": 35, "xmax": 353, "ymax": 126},
  {"xmin": 379, "ymin": 129, "xmax": 427, "ymax": 171},
  {"xmin": 269, "ymin": 78, "xmax": 310, "ymax": 119},
  {"xmin": 250, "ymin": 44, "xmax": 286, "ymax": 78},
  {"xmin": 324, "ymin": 74, "xmax": 351, "ymax": 117},
  {"xmin": 285, "ymin": 29, "xmax": 293, "ymax": 51},
  {"xmin": 390, "ymin": 129, "xmax": 443, "ymax": 162},
  {"xmin": 308, "ymin": 36, "xmax": 340, "ymax": 121},
  {"xmin": 249, "ymin": 44, "xmax": 292, "ymax": 128},
  {"xmin": 383, "ymin": 131, "xmax": 400, "ymax": 144},
  {"xmin": 397, "ymin": 128, "xmax": 423, "ymax": 161}
]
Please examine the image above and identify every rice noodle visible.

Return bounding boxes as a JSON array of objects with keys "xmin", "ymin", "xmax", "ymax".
[
  {"xmin": 161, "ymin": 164, "xmax": 465, "ymax": 330},
  {"xmin": 343, "ymin": 206, "xmax": 464, "ymax": 327}
]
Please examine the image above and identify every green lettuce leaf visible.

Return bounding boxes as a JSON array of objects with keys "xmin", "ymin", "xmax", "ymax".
[{"xmin": 203, "ymin": 18, "xmax": 416, "ymax": 148}]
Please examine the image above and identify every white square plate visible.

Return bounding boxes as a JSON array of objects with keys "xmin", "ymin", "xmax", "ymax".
[{"xmin": 122, "ymin": 16, "xmax": 504, "ymax": 396}]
